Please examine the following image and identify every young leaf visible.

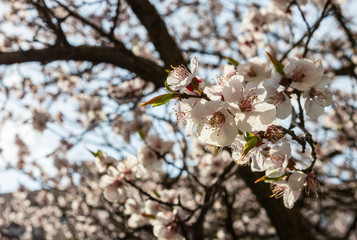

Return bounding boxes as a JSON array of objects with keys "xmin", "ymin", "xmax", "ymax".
[
  {"xmin": 241, "ymin": 135, "xmax": 260, "ymax": 158},
  {"xmin": 224, "ymin": 56, "xmax": 239, "ymax": 66},
  {"xmin": 266, "ymin": 52, "xmax": 285, "ymax": 76},
  {"xmin": 140, "ymin": 93, "xmax": 175, "ymax": 107},
  {"xmin": 88, "ymin": 149, "xmax": 102, "ymax": 157}
]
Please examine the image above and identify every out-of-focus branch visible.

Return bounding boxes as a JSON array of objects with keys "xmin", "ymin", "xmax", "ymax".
[
  {"xmin": 0, "ymin": 46, "xmax": 166, "ymax": 89},
  {"xmin": 31, "ymin": 0, "xmax": 69, "ymax": 46},
  {"xmin": 54, "ymin": 0, "xmax": 123, "ymax": 47},
  {"xmin": 126, "ymin": 0, "xmax": 187, "ymax": 68},
  {"xmin": 332, "ymin": 4, "xmax": 356, "ymax": 49}
]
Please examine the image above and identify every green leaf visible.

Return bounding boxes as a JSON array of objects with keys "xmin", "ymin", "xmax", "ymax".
[
  {"xmin": 140, "ymin": 93, "xmax": 175, "ymax": 107},
  {"xmin": 224, "ymin": 56, "xmax": 239, "ymax": 66},
  {"xmin": 137, "ymin": 128, "xmax": 146, "ymax": 140},
  {"xmin": 266, "ymin": 52, "xmax": 285, "ymax": 76},
  {"xmin": 88, "ymin": 149, "xmax": 102, "ymax": 157},
  {"xmin": 242, "ymin": 133, "xmax": 260, "ymax": 158},
  {"xmin": 244, "ymin": 132, "xmax": 256, "ymax": 142},
  {"xmin": 255, "ymin": 174, "xmax": 286, "ymax": 183}
]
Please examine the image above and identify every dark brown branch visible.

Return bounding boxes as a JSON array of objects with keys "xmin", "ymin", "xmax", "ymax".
[
  {"xmin": 126, "ymin": 0, "xmax": 187, "ymax": 68},
  {"xmin": 332, "ymin": 4, "xmax": 356, "ymax": 49},
  {"xmin": 31, "ymin": 0, "xmax": 69, "ymax": 46},
  {"xmin": 54, "ymin": 0, "xmax": 123, "ymax": 47},
  {"xmin": 0, "ymin": 46, "xmax": 166, "ymax": 89}
]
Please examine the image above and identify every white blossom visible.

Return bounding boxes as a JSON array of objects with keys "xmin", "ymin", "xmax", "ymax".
[
  {"xmin": 270, "ymin": 171, "xmax": 307, "ymax": 209},
  {"xmin": 167, "ymin": 56, "xmax": 199, "ymax": 91},
  {"xmin": 238, "ymin": 57, "xmax": 266, "ymax": 83},
  {"xmin": 99, "ymin": 166, "xmax": 126, "ymax": 203},
  {"xmin": 223, "ymin": 74, "xmax": 276, "ymax": 132},
  {"xmin": 137, "ymin": 145, "xmax": 162, "ymax": 170},
  {"xmin": 284, "ymin": 58, "xmax": 324, "ymax": 91},
  {"xmin": 153, "ymin": 210, "xmax": 184, "ymax": 240},
  {"xmin": 263, "ymin": 72, "xmax": 292, "ymax": 119},
  {"xmin": 191, "ymin": 100, "xmax": 237, "ymax": 146},
  {"xmin": 303, "ymin": 76, "xmax": 332, "ymax": 118}
]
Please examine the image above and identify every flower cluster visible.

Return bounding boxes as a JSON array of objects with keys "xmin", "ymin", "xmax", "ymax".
[{"xmin": 142, "ymin": 55, "xmax": 331, "ymax": 208}]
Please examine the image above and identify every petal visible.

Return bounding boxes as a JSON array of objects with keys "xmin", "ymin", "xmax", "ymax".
[
  {"xmin": 305, "ymin": 99, "xmax": 324, "ymax": 118},
  {"xmin": 255, "ymin": 103, "xmax": 276, "ymax": 125},
  {"xmin": 103, "ymin": 185, "xmax": 121, "ymax": 202},
  {"xmin": 276, "ymin": 96, "xmax": 292, "ymax": 119},
  {"xmin": 244, "ymin": 82, "xmax": 267, "ymax": 101},
  {"xmin": 283, "ymin": 188, "xmax": 298, "ymax": 209},
  {"xmin": 222, "ymin": 74, "xmax": 244, "ymax": 102},
  {"xmin": 99, "ymin": 175, "xmax": 116, "ymax": 189},
  {"xmin": 190, "ymin": 56, "xmax": 199, "ymax": 74}
]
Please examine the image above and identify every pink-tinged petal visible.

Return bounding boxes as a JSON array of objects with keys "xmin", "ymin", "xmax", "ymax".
[
  {"xmin": 209, "ymin": 119, "xmax": 237, "ymax": 146},
  {"xmin": 185, "ymin": 119, "xmax": 195, "ymax": 137},
  {"xmin": 288, "ymin": 171, "xmax": 306, "ymax": 190},
  {"xmin": 190, "ymin": 100, "xmax": 218, "ymax": 123},
  {"xmin": 250, "ymin": 150, "xmax": 265, "ymax": 172},
  {"xmin": 236, "ymin": 113, "xmax": 254, "ymax": 132},
  {"xmin": 315, "ymin": 75, "xmax": 331, "ymax": 88},
  {"xmin": 266, "ymin": 167, "xmax": 285, "ymax": 178},
  {"xmin": 108, "ymin": 166, "xmax": 120, "ymax": 177}
]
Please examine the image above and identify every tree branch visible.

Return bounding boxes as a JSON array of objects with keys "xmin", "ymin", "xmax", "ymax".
[
  {"xmin": 0, "ymin": 46, "xmax": 166, "ymax": 89},
  {"xmin": 126, "ymin": 0, "xmax": 187, "ymax": 68}
]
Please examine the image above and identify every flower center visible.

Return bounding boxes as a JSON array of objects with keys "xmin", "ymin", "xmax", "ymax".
[
  {"xmin": 112, "ymin": 179, "xmax": 123, "ymax": 188},
  {"xmin": 247, "ymin": 66, "xmax": 257, "ymax": 78},
  {"xmin": 209, "ymin": 111, "xmax": 226, "ymax": 128},
  {"xmin": 238, "ymin": 93, "xmax": 258, "ymax": 112},
  {"xmin": 291, "ymin": 67, "xmax": 306, "ymax": 83},
  {"xmin": 170, "ymin": 65, "xmax": 190, "ymax": 81}
]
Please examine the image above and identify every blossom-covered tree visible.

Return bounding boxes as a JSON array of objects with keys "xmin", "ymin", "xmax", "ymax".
[{"xmin": 0, "ymin": 0, "xmax": 356, "ymax": 239}]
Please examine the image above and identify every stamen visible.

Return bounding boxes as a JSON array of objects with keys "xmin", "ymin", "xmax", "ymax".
[
  {"xmin": 170, "ymin": 65, "xmax": 190, "ymax": 81},
  {"xmin": 270, "ymin": 183, "xmax": 287, "ymax": 199},
  {"xmin": 209, "ymin": 111, "xmax": 226, "ymax": 128},
  {"xmin": 238, "ymin": 91, "xmax": 258, "ymax": 112},
  {"xmin": 291, "ymin": 67, "xmax": 306, "ymax": 83}
]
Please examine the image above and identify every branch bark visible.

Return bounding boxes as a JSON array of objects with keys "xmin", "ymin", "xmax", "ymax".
[
  {"xmin": 127, "ymin": 0, "xmax": 187, "ymax": 68},
  {"xmin": 0, "ymin": 46, "xmax": 166, "ymax": 89}
]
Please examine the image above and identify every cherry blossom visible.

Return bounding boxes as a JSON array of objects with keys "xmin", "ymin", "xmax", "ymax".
[
  {"xmin": 223, "ymin": 74, "xmax": 276, "ymax": 132},
  {"xmin": 167, "ymin": 56, "xmax": 199, "ymax": 91},
  {"xmin": 238, "ymin": 57, "xmax": 266, "ymax": 83},
  {"xmin": 263, "ymin": 72, "xmax": 292, "ymax": 119},
  {"xmin": 153, "ymin": 209, "xmax": 184, "ymax": 240},
  {"xmin": 284, "ymin": 58, "xmax": 324, "ymax": 91},
  {"xmin": 270, "ymin": 171, "xmax": 307, "ymax": 209},
  {"xmin": 303, "ymin": 76, "xmax": 333, "ymax": 118},
  {"xmin": 190, "ymin": 100, "xmax": 237, "ymax": 146},
  {"xmin": 99, "ymin": 167, "xmax": 127, "ymax": 203}
]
